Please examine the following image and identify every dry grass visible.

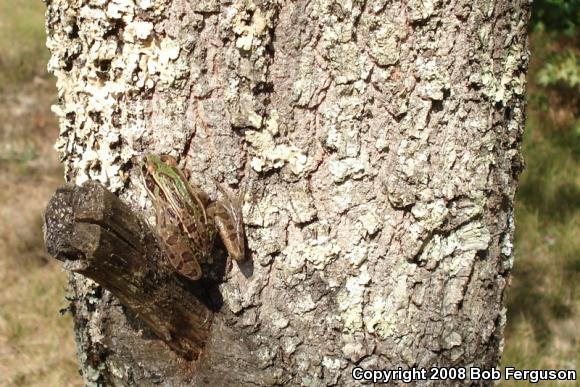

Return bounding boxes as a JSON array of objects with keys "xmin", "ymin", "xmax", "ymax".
[
  {"xmin": 0, "ymin": 1, "xmax": 81, "ymax": 385},
  {"xmin": 0, "ymin": 1, "xmax": 49, "ymax": 90},
  {"xmin": 0, "ymin": 84, "xmax": 81, "ymax": 386}
]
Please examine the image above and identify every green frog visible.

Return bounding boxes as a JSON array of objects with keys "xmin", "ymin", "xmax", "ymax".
[{"xmin": 141, "ymin": 154, "xmax": 245, "ymax": 280}]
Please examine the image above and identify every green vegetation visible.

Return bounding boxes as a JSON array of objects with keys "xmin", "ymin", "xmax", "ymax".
[
  {"xmin": 531, "ymin": 0, "xmax": 579, "ymax": 35},
  {"xmin": 537, "ymin": 49, "xmax": 579, "ymax": 88}
]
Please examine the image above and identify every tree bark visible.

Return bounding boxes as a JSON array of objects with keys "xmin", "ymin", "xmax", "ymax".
[{"xmin": 45, "ymin": 0, "xmax": 531, "ymax": 385}]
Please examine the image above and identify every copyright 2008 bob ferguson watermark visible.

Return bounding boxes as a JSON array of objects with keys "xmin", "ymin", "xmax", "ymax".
[{"xmin": 352, "ymin": 366, "xmax": 577, "ymax": 384}]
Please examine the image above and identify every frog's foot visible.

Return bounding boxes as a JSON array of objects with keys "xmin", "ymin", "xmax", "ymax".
[
  {"xmin": 208, "ymin": 200, "xmax": 245, "ymax": 262},
  {"xmin": 208, "ymin": 180, "xmax": 246, "ymax": 262}
]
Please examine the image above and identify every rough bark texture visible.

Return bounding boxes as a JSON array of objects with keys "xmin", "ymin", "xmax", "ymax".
[{"xmin": 45, "ymin": 0, "xmax": 531, "ymax": 385}]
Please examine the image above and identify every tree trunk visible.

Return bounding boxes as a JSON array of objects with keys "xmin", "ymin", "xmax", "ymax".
[{"xmin": 44, "ymin": 0, "xmax": 531, "ymax": 385}]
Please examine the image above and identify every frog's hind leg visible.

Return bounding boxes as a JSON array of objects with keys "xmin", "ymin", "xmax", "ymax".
[
  {"xmin": 160, "ymin": 227, "xmax": 203, "ymax": 281},
  {"xmin": 156, "ymin": 199, "xmax": 203, "ymax": 280},
  {"xmin": 208, "ymin": 182, "xmax": 245, "ymax": 262}
]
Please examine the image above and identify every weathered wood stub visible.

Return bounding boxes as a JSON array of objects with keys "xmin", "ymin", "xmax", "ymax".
[{"xmin": 44, "ymin": 181, "xmax": 212, "ymax": 360}]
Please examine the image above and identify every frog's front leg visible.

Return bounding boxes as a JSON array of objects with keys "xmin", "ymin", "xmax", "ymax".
[{"xmin": 207, "ymin": 184, "xmax": 245, "ymax": 262}]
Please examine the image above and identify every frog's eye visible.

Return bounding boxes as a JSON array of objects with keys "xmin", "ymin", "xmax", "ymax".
[{"xmin": 160, "ymin": 154, "xmax": 178, "ymax": 167}]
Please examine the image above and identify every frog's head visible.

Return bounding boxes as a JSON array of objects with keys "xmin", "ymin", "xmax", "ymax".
[
  {"xmin": 141, "ymin": 153, "xmax": 192, "ymax": 205},
  {"xmin": 141, "ymin": 154, "xmax": 174, "ymax": 197},
  {"xmin": 142, "ymin": 154, "xmax": 180, "ymax": 178}
]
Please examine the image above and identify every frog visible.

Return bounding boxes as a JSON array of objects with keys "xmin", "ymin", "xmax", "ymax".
[{"xmin": 140, "ymin": 154, "xmax": 245, "ymax": 280}]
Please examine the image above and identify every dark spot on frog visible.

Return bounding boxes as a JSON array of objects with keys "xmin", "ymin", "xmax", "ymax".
[
  {"xmin": 181, "ymin": 251, "xmax": 195, "ymax": 262},
  {"xmin": 166, "ymin": 234, "xmax": 179, "ymax": 246}
]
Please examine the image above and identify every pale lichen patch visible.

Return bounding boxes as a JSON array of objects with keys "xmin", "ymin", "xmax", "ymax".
[
  {"xmin": 455, "ymin": 221, "xmax": 491, "ymax": 252},
  {"xmin": 411, "ymin": 199, "xmax": 448, "ymax": 231},
  {"xmin": 408, "ymin": 0, "xmax": 441, "ymax": 22},
  {"xmin": 106, "ymin": 0, "xmax": 135, "ymax": 21},
  {"xmin": 328, "ymin": 155, "xmax": 367, "ymax": 183},
  {"xmin": 322, "ymin": 356, "xmax": 343, "ymax": 373},
  {"xmin": 286, "ymin": 186, "xmax": 317, "ymax": 224},
  {"xmin": 341, "ymin": 339, "xmax": 369, "ymax": 363},
  {"xmin": 480, "ymin": 19, "xmax": 528, "ymax": 104},
  {"xmin": 337, "ymin": 267, "xmax": 371, "ymax": 333},
  {"xmin": 47, "ymin": 1, "xmax": 185, "ymax": 190},
  {"xmin": 281, "ymin": 336, "xmax": 302, "ymax": 356},
  {"xmin": 364, "ymin": 273, "xmax": 408, "ymax": 339},
  {"xmin": 245, "ymin": 125, "xmax": 308, "ymax": 175},
  {"xmin": 221, "ymin": 2, "xmax": 275, "ymax": 128},
  {"xmin": 282, "ymin": 230, "xmax": 341, "ymax": 272},
  {"xmin": 345, "ymin": 244, "xmax": 370, "ymax": 267},
  {"xmin": 355, "ymin": 207, "xmax": 381, "ymax": 238},
  {"xmin": 137, "ymin": 0, "xmax": 153, "ymax": 10},
  {"xmin": 368, "ymin": 21, "xmax": 405, "ymax": 67},
  {"xmin": 328, "ymin": 43, "xmax": 372, "ymax": 85},
  {"xmin": 415, "ymin": 58, "xmax": 450, "ymax": 101},
  {"xmin": 232, "ymin": 7, "xmax": 270, "ymax": 52}
]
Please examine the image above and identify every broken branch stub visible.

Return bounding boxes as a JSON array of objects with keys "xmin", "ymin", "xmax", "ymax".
[{"xmin": 44, "ymin": 180, "xmax": 212, "ymax": 360}]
